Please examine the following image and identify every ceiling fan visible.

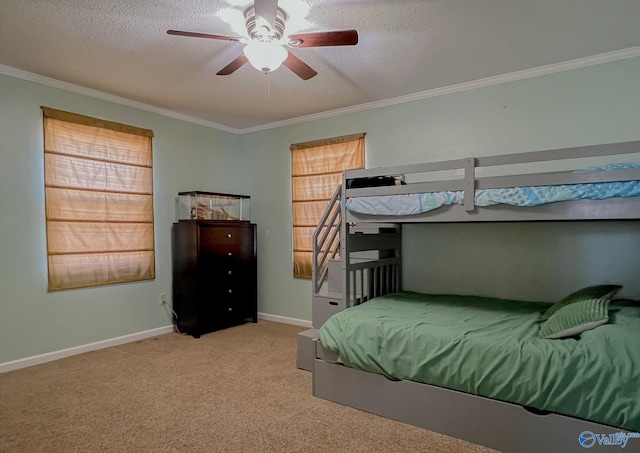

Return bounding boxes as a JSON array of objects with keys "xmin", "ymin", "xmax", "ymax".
[{"xmin": 167, "ymin": 0, "xmax": 358, "ymax": 80}]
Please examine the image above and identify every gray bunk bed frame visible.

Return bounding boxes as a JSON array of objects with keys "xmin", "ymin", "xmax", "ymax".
[{"xmin": 299, "ymin": 140, "xmax": 640, "ymax": 453}]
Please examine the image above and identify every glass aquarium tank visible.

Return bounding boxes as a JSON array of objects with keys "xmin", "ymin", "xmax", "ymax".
[{"xmin": 176, "ymin": 191, "xmax": 250, "ymax": 221}]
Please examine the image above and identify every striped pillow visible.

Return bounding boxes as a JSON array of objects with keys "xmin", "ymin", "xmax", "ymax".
[
  {"xmin": 541, "ymin": 285, "xmax": 621, "ymax": 321},
  {"xmin": 539, "ymin": 298, "xmax": 609, "ymax": 339}
]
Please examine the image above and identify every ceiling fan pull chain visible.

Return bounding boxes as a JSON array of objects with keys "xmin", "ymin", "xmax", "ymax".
[{"xmin": 265, "ymin": 76, "xmax": 270, "ymax": 101}]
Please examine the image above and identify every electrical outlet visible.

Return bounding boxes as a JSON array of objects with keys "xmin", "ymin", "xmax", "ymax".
[{"xmin": 159, "ymin": 293, "xmax": 167, "ymax": 305}]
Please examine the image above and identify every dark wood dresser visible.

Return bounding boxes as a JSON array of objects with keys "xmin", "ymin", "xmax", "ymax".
[{"xmin": 172, "ymin": 220, "xmax": 257, "ymax": 338}]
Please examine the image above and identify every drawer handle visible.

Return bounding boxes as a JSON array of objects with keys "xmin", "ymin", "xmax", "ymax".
[
  {"xmin": 227, "ymin": 252, "xmax": 233, "ymax": 257},
  {"xmin": 228, "ymin": 289, "xmax": 233, "ymax": 294},
  {"xmin": 228, "ymin": 270, "xmax": 232, "ymax": 276},
  {"xmin": 226, "ymin": 233, "xmax": 232, "ymax": 238}
]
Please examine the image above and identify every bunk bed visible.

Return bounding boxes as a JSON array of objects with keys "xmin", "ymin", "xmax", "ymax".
[{"xmin": 304, "ymin": 140, "xmax": 640, "ymax": 453}]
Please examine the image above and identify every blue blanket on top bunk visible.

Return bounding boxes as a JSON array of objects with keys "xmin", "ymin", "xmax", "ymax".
[{"xmin": 345, "ymin": 163, "xmax": 640, "ymax": 216}]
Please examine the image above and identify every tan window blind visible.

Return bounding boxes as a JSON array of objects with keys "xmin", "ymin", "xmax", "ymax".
[
  {"xmin": 42, "ymin": 107, "xmax": 155, "ymax": 291},
  {"xmin": 291, "ymin": 133, "xmax": 365, "ymax": 278}
]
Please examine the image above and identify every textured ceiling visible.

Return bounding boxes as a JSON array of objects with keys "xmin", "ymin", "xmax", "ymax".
[{"xmin": 1, "ymin": 0, "xmax": 640, "ymax": 131}]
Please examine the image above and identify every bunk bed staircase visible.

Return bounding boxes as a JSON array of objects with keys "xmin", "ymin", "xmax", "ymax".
[{"xmin": 297, "ymin": 184, "xmax": 402, "ymax": 371}]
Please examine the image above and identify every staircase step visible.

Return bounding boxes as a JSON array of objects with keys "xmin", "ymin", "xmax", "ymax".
[{"xmin": 312, "ymin": 294, "xmax": 345, "ymax": 328}]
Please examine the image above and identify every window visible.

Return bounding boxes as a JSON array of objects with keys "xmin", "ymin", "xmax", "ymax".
[
  {"xmin": 42, "ymin": 107, "xmax": 155, "ymax": 291},
  {"xmin": 290, "ymin": 133, "xmax": 365, "ymax": 278}
]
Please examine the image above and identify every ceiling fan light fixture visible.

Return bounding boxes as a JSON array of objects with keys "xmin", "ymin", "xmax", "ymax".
[
  {"xmin": 243, "ymin": 41, "xmax": 288, "ymax": 73},
  {"xmin": 168, "ymin": 1, "xmax": 358, "ymax": 80}
]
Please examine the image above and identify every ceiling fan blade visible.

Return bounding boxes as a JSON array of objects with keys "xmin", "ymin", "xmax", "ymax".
[
  {"xmin": 283, "ymin": 52, "xmax": 317, "ymax": 80},
  {"xmin": 287, "ymin": 30, "xmax": 358, "ymax": 48},
  {"xmin": 167, "ymin": 30, "xmax": 241, "ymax": 42},
  {"xmin": 253, "ymin": 0, "xmax": 278, "ymax": 29},
  {"xmin": 217, "ymin": 55, "xmax": 249, "ymax": 75}
]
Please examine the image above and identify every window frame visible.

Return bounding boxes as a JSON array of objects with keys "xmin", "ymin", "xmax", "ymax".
[
  {"xmin": 42, "ymin": 107, "xmax": 156, "ymax": 291},
  {"xmin": 290, "ymin": 133, "xmax": 365, "ymax": 279}
]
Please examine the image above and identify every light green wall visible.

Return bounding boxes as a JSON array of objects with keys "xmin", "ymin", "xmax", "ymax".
[
  {"xmin": 240, "ymin": 57, "xmax": 640, "ymax": 319},
  {"xmin": 2, "ymin": 57, "xmax": 639, "ymax": 364},
  {"xmin": 0, "ymin": 74, "xmax": 243, "ymax": 363},
  {"xmin": 402, "ymin": 221, "xmax": 640, "ymax": 302}
]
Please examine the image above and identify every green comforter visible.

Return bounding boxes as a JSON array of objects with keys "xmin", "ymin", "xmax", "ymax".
[{"xmin": 317, "ymin": 291, "xmax": 640, "ymax": 431}]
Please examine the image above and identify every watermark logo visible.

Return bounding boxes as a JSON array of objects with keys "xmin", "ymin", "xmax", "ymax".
[{"xmin": 579, "ymin": 431, "xmax": 640, "ymax": 449}]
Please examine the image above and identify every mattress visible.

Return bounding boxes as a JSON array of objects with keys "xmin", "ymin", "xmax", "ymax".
[
  {"xmin": 317, "ymin": 291, "xmax": 640, "ymax": 431},
  {"xmin": 345, "ymin": 163, "xmax": 640, "ymax": 216}
]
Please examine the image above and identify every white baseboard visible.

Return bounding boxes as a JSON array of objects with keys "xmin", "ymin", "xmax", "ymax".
[
  {"xmin": 0, "ymin": 325, "xmax": 174, "ymax": 374},
  {"xmin": 1, "ymin": 316, "xmax": 310, "ymax": 374},
  {"xmin": 258, "ymin": 312, "xmax": 312, "ymax": 328}
]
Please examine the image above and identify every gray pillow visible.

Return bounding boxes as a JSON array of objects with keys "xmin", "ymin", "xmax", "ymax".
[
  {"xmin": 541, "ymin": 284, "xmax": 621, "ymax": 321},
  {"xmin": 539, "ymin": 298, "xmax": 609, "ymax": 339}
]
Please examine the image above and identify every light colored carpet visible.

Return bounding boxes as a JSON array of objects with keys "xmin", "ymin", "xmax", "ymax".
[{"xmin": 0, "ymin": 321, "xmax": 497, "ymax": 452}]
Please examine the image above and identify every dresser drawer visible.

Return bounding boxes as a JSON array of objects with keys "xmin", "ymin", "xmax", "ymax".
[
  {"xmin": 200, "ymin": 244, "xmax": 253, "ymax": 260},
  {"xmin": 200, "ymin": 289, "xmax": 252, "ymax": 320},
  {"xmin": 217, "ymin": 294, "xmax": 253, "ymax": 319},
  {"xmin": 199, "ymin": 225, "xmax": 253, "ymax": 246},
  {"xmin": 206, "ymin": 265, "xmax": 245, "ymax": 281},
  {"xmin": 209, "ymin": 283, "xmax": 252, "ymax": 299}
]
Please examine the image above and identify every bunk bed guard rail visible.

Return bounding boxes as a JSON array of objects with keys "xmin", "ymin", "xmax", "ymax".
[{"xmin": 342, "ymin": 140, "xmax": 640, "ymax": 214}]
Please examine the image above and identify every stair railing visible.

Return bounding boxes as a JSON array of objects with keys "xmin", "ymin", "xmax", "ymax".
[{"xmin": 312, "ymin": 185, "xmax": 342, "ymax": 295}]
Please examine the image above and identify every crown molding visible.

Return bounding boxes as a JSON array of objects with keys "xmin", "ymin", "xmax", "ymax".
[
  {"xmin": 0, "ymin": 64, "xmax": 241, "ymax": 134},
  {"xmin": 2, "ymin": 46, "xmax": 639, "ymax": 135},
  {"xmin": 240, "ymin": 46, "xmax": 640, "ymax": 134}
]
